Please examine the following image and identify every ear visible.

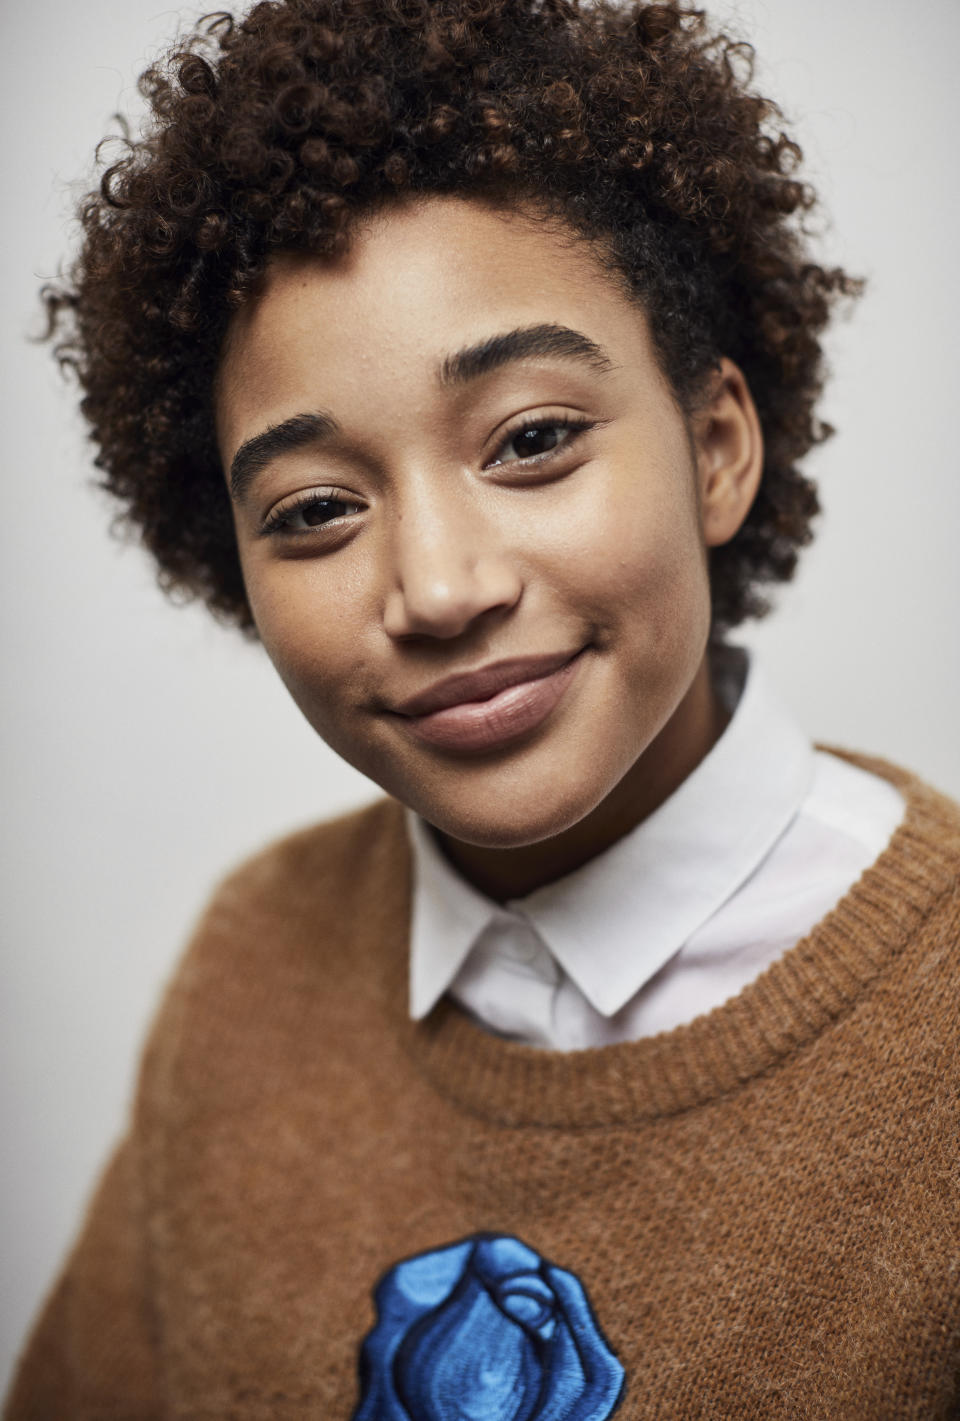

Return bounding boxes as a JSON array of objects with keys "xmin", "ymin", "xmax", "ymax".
[{"xmin": 692, "ymin": 358, "xmax": 764, "ymax": 547}]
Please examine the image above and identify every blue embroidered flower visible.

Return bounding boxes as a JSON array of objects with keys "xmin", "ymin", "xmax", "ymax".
[{"xmin": 353, "ymin": 1233, "xmax": 625, "ymax": 1420}]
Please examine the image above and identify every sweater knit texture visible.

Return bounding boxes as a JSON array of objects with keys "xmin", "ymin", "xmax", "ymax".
[{"xmin": 6, "ymin": 749, "xmax": 960, "ymax": 1420}]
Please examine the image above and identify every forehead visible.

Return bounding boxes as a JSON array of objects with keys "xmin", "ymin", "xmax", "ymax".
[
  {"xmin": 214, "ymin": 196, "xmax": 663, "ymax": 449},
  {"xmin": 253, "ymin": 195, "xmax": 621, "ymax": 316}
]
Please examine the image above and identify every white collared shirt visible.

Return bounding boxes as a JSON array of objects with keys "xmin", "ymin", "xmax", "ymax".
[{"xmin": 407, "ymin": 649, "xmax": 905, "ymax": 1049}]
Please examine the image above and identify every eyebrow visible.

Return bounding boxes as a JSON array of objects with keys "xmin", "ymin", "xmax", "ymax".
[
  {"xmin": 229, "ymin": 411, "xmax": 339, "ymax": 503},
  {"xmin": 228, "ymin": 323, "xmax": 614, "ymax": 502},
  {"xmin": 438, "ymin": 323, "xmax": 615, "ymax": 387}
]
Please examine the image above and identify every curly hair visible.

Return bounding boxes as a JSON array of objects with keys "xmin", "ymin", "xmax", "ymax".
[{"xmin": 44, "ymin": 0, "xmax": 859, "ymax": 635}]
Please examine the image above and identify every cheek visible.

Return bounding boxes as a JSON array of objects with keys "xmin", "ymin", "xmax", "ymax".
[
  {"xmin": 242, "ymin": 558, "xmax": 373, "ymax": 738},
  {"xmin": 624, "ymin": 516, "xmax": 708, "ymax": 651},
  {"xmin": 563, "ymin": 457, "xmax": 709, "ymax": 649}
]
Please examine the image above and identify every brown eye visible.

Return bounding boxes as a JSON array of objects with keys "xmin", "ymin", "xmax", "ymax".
[
  {"xmin": 489, "ymin": 418, "xmax": 591, "ymax": 468},
  {"xmin": 300, "ymin": 498, "xmax": 354, "ymax": 527},
  {"xmin": 508, "ymin": 425, "xmax": 565, "ymax": 458},
  {"xmin": 261, "ymin": 494, "xmax": 364, "ymax": 537}
]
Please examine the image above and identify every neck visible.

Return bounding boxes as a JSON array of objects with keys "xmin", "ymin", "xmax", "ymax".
[{"xmin": 436, "ymin": 652, "xmax": 729, "ymax": 901}]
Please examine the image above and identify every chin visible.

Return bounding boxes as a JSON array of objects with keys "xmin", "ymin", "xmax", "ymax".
[{"xmin": 415, "ymin": 778, "xmax": 610, "ymax": 851}]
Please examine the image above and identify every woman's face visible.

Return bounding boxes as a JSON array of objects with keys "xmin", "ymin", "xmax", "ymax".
[{"xmin": 216, "ymin": 197, "xmax": 760, "ymax": 865}]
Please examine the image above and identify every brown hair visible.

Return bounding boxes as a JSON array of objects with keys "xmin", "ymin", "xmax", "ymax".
[{"xmin": 45, "ymin": 0, "xmax": 859, "ymax": 635}]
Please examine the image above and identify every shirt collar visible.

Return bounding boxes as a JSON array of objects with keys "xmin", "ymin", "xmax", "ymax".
[
  {"xmin": 407, "ymin": 647, "xmax": 814, "ymax": 1020},
  {"xmin": 407, "ymin": 808, "xmax": 504, "ymax": 1021}
]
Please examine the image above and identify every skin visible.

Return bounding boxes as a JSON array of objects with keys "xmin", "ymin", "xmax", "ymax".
[{"xmin": 216, "ymin": 196, "xmax": 763, "ymax": 901}]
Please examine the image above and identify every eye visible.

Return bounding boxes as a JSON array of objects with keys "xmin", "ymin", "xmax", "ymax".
[
  {"xmin": 488, "ymin": 417, "xmax": 592, "ymax": 468},
  {"xmin": 260, "ymin": 491, "xmax": 364, "ymax": 537}
]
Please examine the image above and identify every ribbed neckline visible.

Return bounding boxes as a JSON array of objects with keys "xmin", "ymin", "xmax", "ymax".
[{"xmin": 377, "ymin": 751, "xmax": 959, "ymax": 1129}]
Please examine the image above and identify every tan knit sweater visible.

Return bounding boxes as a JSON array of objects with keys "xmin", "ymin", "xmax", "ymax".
[{"xmin": 6, "ymin": 750, "xmax": 960, "ymax": 1420}]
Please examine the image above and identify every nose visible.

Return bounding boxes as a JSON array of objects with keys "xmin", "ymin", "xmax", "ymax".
[{"xmin": 382, "ymin": 495, "xmax": 522, "ymax": 641}]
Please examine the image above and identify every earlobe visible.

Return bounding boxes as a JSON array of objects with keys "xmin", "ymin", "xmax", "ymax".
[{"xmin": 695, "ymin": 358, "xmax": 764, "ymax": 548}]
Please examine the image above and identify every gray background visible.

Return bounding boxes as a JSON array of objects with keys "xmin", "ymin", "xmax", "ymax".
[{"xmin": 2, "ymin": 0, "xmax": 958, "ymax": 1390}]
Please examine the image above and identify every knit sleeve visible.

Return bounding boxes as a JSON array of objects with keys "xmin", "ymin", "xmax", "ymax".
[{"xmin": 3, "ymin": 1137, "xmax": 163, "ymax": 1419}]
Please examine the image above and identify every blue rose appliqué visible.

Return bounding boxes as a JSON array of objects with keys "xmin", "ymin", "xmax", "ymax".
[{"xmin": 352, "ymin": 1232, "xmax": 625, "ymax": 1420}]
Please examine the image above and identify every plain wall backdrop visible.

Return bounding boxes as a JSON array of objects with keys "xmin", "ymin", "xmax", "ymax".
[{"xmin": 2, "ymin": 0, "xmax": 958, "ymax": 1391}]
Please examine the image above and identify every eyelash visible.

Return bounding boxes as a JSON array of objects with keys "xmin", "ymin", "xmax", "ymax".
[
  {"xmin": 258, "ymin": 415, "xmax": 595, "ymax": 538},
  {"xmin": 260, "ymin": 489, "xmax": 362, "ymax": 538},
  {"xmin": 486, "ymin": 413, "xmax": 594, "ymax": 469}
]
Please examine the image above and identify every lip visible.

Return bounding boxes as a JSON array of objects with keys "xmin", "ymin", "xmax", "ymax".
[{"xmin": 390, "ymin": 649, "xmax": 586, "ymax": 754}]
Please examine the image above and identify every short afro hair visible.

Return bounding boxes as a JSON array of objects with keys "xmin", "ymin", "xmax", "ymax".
[{"xmin": 45, "ymin": 0, "xmax": 860, "ymax": 635}]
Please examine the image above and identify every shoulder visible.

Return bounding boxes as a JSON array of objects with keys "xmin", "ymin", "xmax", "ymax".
[
  {"xmin": 132, "ymin": 796, "xmax": 410, "ymax": 1109},
  {"xmin": 824, "ymin": 749, "xmax": 960, "ymax": 921},
  {"xmin": 818, "ymin": 748, "xmax": 960, "ymax": 1039},
  {"xmin": 817, "ymin": 747, "xmax": 960, "ymax": 841},
  {"xmin": 210, "ymin": 794, "xmax": 408, "ymax": 915},
  {"xmin": 186, "ymin": 792, "xmax": 409, "ymax": 974}
]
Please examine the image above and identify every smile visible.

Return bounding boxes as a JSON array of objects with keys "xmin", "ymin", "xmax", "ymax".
[{"xmin": 391, "ymin": 650, "xmax": 586, "ymax": 755}]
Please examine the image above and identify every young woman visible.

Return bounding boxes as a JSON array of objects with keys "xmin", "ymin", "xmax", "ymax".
[{"xmin": 6, "ymin": 0, "xmax": 958, "ymax": 1416}]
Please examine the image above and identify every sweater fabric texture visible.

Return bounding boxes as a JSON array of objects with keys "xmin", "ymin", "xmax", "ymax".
[{"xmin": 5, "ymin": 749, "xmax": 960, "ymax": 1420}]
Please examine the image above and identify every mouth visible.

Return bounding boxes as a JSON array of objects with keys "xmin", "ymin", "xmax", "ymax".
[{"xmin": 389, "ymin": 648, "xmax": 587, "ymax": 755}]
